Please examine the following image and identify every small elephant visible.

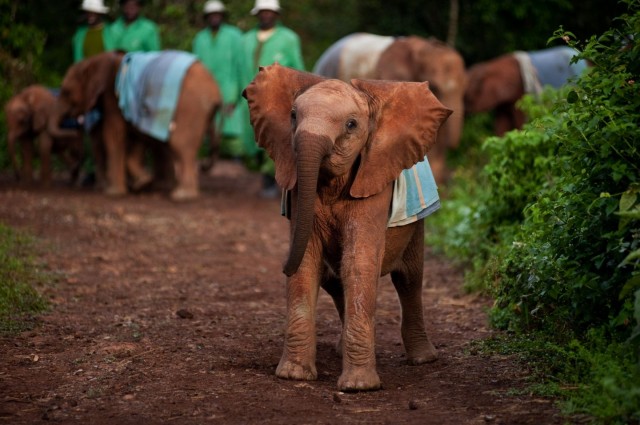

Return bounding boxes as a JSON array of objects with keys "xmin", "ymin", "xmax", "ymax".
[
  {"xmin": 243, "ymin": 64, "xmax": 451, "ymax": 391},
  {"xmin": 313, "ymin": 33, "xmax": 466, "ymax": 183},
  {"xmin": 48, "ymin": 51, "xmax": 222, "ymax": 201},
  {"xmin": 465, "ymin": 46, "xmax": 589, "ymax": 136},
  {"xmin": 4, "ymin": 85, "xmax": 84, "ymax": 186}
]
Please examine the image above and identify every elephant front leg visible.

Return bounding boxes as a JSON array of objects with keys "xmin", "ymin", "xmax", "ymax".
[
  {"xmin": 339, "ymin": 253, "xmax": 383, "ymax": 391},
  {"xmin": 276, "ymin": 255, "xmax": 322, "ymax": 381},
  {"xmin": 19, "ymin": 138, "xmax": 35, "ymax": 184},
  {"xmin": 38, "ymin": 133, "xmax": 53, "ymax": 187},
  {"xmin": 126, "ymin": 139, "xmax": 153, "ymax": 191},
  {"xmin": 103, "ymin": 119, "xmax": 127, "ymax": 196}
]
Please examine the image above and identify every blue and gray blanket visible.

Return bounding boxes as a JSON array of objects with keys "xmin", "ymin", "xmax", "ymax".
[
  {"xmin": 115, "ymin": 50, "xmax": 197, "ymax": 141},
  {"xmin": 514, "ymin": 46, "xmax": 588, "ymax": 95}
]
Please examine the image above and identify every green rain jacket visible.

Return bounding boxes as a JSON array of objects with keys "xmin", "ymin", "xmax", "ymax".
[
  {"xmin": 109, "ymin": 16, "xmax": 161, "ymax": 52},
  {"xmin": 192, "ymin": 24, "xmax": 244, "ymax": 137},
  {"xmin": 72, "ymin": 25, "xmax": 113, "ymax": 62},
  {"xmin": 240, "ymin": 24, "xmax": 305, "ymax": 159}
]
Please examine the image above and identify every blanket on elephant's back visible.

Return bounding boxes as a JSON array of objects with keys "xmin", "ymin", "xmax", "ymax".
[
  {"xmin": 388, "ymin": 156, "xmax": 440, "ymax": 227},
  {"xmin": 514, "ymin": 46, "xmax": 588, "ymax": 95},
  {"xmin": 115, "ymin": 51, "xmax": 197, "ymax": 141},
  {"xmin": 281, "ymin": 156, "xmax": 440, "ymax": 227}
]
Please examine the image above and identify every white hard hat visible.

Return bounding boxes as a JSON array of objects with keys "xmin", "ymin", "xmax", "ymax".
[
  {"xmin": 250, "ymin": 0, "xmax": 281, "ymax": 15},
  {"xmin": 204, "ymin": 0, "xmax": 226, "ymax": 14},
  {"xmin": 80, "ymin": 0, "xmax": 109, "ymax": 14}
]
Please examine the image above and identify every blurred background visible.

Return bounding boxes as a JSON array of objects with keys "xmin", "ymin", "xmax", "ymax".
[{"xmin": 2, "ymin": 0, "xmax": 626, "ymax": 86}]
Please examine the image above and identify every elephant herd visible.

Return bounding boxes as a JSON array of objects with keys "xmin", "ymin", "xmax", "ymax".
[
  {"xmin": 2, "ymin": 34, "xmax": 588, "ymax": 392},
  {"xmin": 4, "ymin": 35, "xmax": 587, "ymax": 200}
]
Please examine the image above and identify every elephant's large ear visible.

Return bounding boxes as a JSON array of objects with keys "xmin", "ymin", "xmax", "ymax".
[
  {"xmin": 242, "ymin": 64, "xmax": 325, "ymax": 190},
  {"xmin": 350, "ymin": 79, "xmax": 452, "ymax": 198}
]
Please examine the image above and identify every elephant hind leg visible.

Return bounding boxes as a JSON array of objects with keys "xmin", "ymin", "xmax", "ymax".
[
  {"xmin": 390, "ymin": 224, "xmax": 437, "ymax": 364},
  {"xmin": 320, "ymin": 270, "xmax": 345, "ymax": 355},
  {"xmin": 169, "ymin": 127, "xmax": 201, "ymax": 202},
  {"xmin": 126, "ymin": 139, "xmax": 153, "ymax": 192},
  {"xmin": 19, "ymin": 137, "xmax": 35, "ymax": 184}
]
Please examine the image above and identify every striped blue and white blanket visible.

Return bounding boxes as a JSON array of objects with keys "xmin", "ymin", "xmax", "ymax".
[
  {"xmin": 115, "ymin": 50, "xmax": 197, "ymax": 141},
  {"xmin": 388, "ymin": 156, "xmax": 440, "ymax": 227}
]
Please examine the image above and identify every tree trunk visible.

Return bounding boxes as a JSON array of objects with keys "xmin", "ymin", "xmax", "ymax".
[{"xmin": 447, "ymin": 0, "xmax": 459, "ymax": 47}]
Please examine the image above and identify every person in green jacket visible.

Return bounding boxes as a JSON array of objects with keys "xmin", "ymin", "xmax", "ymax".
[
  {"xmin": 240, "ymin": 0, "xmax": 305, "ymax": 198},
  {"xmin": 192, "ymin": 0, "xmax": 245, "ymax": 161},
  {"xmin": 109, "ymin": 0, "xmax": 161, "ymax": 52},
  {"xmin": 72, "ymin": 0, "xmax": 113, "ymax": 63},
  {"xmin": 71, "ymin": 0, "xmax": 115, "ymax": 186}
]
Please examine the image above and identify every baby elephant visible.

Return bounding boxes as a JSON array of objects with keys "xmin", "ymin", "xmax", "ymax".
[
  {"xmin": 5, "ymin": 85, "xmax": 83, "ymax": 186},
  {"xmin": 243, "ymin": 64, "xmax": 451, "ymax": 391}
]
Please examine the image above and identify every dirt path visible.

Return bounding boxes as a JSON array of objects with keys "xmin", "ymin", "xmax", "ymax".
[{"xmin": 0, "ymin": 162, "xmax": 562, "ymax": 424}]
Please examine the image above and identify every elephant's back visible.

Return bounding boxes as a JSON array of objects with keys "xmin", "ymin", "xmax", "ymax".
[
  {"xmin": 528, "ymin": 46, "xmax": 588, "ymax": 88},
  {"xmin": 313, "ymin": 33, "xmax": 394, "ymax": 81}
]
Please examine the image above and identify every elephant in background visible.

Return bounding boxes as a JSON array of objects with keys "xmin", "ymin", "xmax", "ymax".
[
  {"xmin": 465, "ymin": 45, "xmax": 589, "ymax": 136},
  {"xmin": 4, "ymin": 85, "xmax": 84, "ymax": 186},
  {"xmin": 313, "ymin": 33, "xmax": 466, "ymax": 184},
  {"xmin": 243, "ymin": 64, "xmax": 451, "ymax": 391},
  {"xmin": 49, "ymin": 51, "xmax": 222, "ymax": 201}
]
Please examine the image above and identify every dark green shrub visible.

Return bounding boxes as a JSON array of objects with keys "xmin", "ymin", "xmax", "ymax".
[
  {"xmin": 491, "ymin": 2, "xmax": 639, "ymax": 338},
  {"xmin": 428, "ymin": 0, "xmax": 640, "ymax": 421}
]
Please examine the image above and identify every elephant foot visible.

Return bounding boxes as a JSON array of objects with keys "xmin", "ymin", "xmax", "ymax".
[
  {"xmin": 276, "ymin": 357, "xmax": 317, "ymax": 381},
  {"xmin": 104, "ymin": 185, "xmax": 127, "ymax": 197},
  {"xmin": 338, "ymin": 366, "xmax": 381, "ymax": 392},
  {"xmin": 170, "ymin": 187, "xmax": 198, "ymax": 202},
  {"xmin": 130, "ymin": 172, "xmax": 153, "ymax": 192},
  {"xmin": 406, "ymin": 340, "xmax": 438, "ymax": 365}
]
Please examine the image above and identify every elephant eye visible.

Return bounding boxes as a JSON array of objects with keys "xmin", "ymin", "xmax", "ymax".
[
  {"xmin": 290, "ymin": 109, "xmax": 297, "ymax": 125},
  {"xmin": 346, "ymin": 119, "xmax": 358, "ymax": 131}
]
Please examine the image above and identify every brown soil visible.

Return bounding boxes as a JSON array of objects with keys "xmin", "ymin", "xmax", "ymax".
[{"xmin": 0, "ymin": 161, "xmax": 563, "ymax": 424}]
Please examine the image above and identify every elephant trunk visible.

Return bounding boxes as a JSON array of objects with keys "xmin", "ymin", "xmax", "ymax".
[
  {"xmin": 445, "ymin": 98, "xmax": 464, "ymax": 149},
  {"xmin": 283, "ymin": 132, "xmax": 333, "ymax": 277},
  {"xmin": 47, "ymin": 103, "xmax": 81, "ymax": 140}
]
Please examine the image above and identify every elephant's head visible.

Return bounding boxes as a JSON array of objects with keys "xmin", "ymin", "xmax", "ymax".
[
  {"xmin": 376, "ymin": 37, "xmax": 467, "ymax": 149},
  {"xmin": 243, "ymin": 64, "xmax": 451, "ymax": 276},
  {"xmin": 464, "ymin": 54, "xmax": 524, "ymax": 114},
  {"xmin": 48, "ymin": 52, "xmax": 120, "ymax": 138}
]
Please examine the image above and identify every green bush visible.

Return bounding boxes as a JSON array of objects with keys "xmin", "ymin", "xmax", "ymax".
[
  {"xmin": 0, "ymin": 0, "xmax": 50, "ymax": 171},
  {"xmin": 0, "ymin": 223, "xmax": 49, "ymax": 333},
  {"xmin": 426, "ymin": 89, "xmax": 561, "ymax": 291},
  {"xmin": 428, "ymin": 0, "xmax": 640, "ymax": 421},
  {"xmin": 492, "ymin": 3, "xmax": 639, "ymax": 338}
]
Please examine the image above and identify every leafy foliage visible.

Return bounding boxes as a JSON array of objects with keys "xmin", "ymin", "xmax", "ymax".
[
  {"xmin": 492, "ymin": 3, "xmax": 640, "ymax": 338},
  {"xmin": 429, "ymin": 1, "xmax": 640, "ymax": 421},
  {"xmin": 0, "ymin": 0, "xmax": 51, "ymax": 170},
  {"xmin": 0, "ymin": 223, "xmax": 49, "ymax": 333}
]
